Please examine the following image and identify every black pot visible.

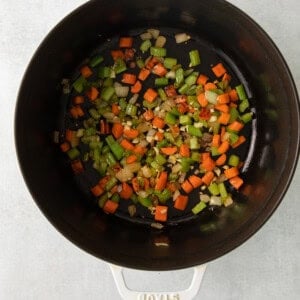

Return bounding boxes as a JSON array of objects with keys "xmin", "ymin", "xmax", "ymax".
[{"xmin": 15, "ymin": 0, "xmax": 299, "ymax": 270}]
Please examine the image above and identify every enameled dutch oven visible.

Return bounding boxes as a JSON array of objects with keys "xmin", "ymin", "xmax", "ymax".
[{"xmin": 15, "ymin": 0, "xmax": 299, "ymax": 298}]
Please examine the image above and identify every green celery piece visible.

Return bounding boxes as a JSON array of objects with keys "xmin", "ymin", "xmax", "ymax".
[
  {"xmin": 72, "ymin": 76, "xmax": 86, "ymax": 93},
  {"xmin": 164, "ymin": 57, "xmax": 177, "ymax": 69},
  {"xmin": 205, "ymin": 90, "xmax": 218, "ymax": 104},
  {"xmin": 165, "ymin": 112, "xmax": 177, "ymax": 125},
  {"xmin": 181, "ymin": 157, "xmax": 192, "ymax": 172},
  {"xmin": 178, "ymin": 83, "xmax": 189, "ymax": 94},
  {"xmin": 89, "ymin": 55, "xmax": 104, "ymax": 67},
  {"xmin": 240, "ymin": 112, "xmax": 253, "ymax": 123},
  {"xmin": 157, "ymin": 189, "xmax": 172, "ymax": 203},
  {"xmin": 192, "ymin": 201, "xmax": 206, "ymax": 214},
  {"xmin": 179, "ymin": 115, "xmax": 192, "ymax": 125},
  {"xmin": 105, "ymin": 177, "xmax": 118, "ymax": 191},
  {"xmin": 140, "ymin": 39, "xmax": 152, "ymax": 53},
  {"xmin": 111, "ymin": 193, "xmax": 120, "ymax": 203},
  {"xmin": 208, "ymin": 182, "xmax": 220, "ymax": 196},
  {"xmin": 228, "ymin": 154, "xmax": 240, "ymax": 167},
  {"xmin": 236, "ymin": 84, "xmax": 247, "ymax": 100},
  {"xmin": 67, "ymin": 147, "xmax": 80, "ymax": 160},
  {"xmin": 229, "ymin": 107, "xmax": 239, "ymax": 123},
  {"xmin": 155, "ymin": 154, "xmax": 167, "ymax": 166},
  {"xmin": 239, "ymin": 99, "xmax": 249, "ymax": 113},
  {"xmin": 175, "ymin": 68, "xmax": 184, "ymax": 87},
  {"xmin": 187, "ymin": 125, "xmax": 202, "ymax": 137},
  {"xmin": 218, "ymin": 182, "xmax": 228, "ymax": 199},
  {"xmin": 150, "ymin": 46, "xmax": 167, "ymax": 57},
  {"xmin": 189, "ymin": 50, "xmax": 201, "ymax": 67},
  {"xmin": 114, "ymin": 58, "xmax": 127, "ymax": 74},
  {"xmin": 190, "ymin": 136, "xmax": 200, "ymax": 149},
  {"xmin": 101, "ymin": 86, "xmax": 115, "ymax": 102},
  {"xmin": 155, "ymin": 77, "xmax": 169, "ymax": 87},
  {"xmin": 157, "ymin": 88, "xmax": 167, "ymax": 100},
  {"xmin": 105, "ymin": 135, "xmax": 124, "ymax": 160},
  {"xmin": 138, "ymin": 197, "xmax": 152, "ymax": 207},
  {"xmin": 98, "ymin": 66, "xmax": 111, "ymax": 79}
]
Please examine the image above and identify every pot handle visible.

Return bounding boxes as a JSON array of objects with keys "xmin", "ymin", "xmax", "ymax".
[{"xmin": 109, "ymin": 263, "xmax": 207, "ymax": 300}]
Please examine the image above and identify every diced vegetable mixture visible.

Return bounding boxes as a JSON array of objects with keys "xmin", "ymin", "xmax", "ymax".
[{"xmin": 59, "ymin": 29, "xmax": 253, "ymax": 224}]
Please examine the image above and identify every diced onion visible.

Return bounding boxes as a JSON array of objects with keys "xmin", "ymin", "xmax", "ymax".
[
  {"xmin": 155, "ymin": 36, "xmax": 166, "ymax": 47},
  {"xmin": 209, "ymin": 196, "xmax": 222, "ymax": 206},
  {"xmin": 200, "ymin": 194, "xmax": 210, "ymax": 203},
  {"xmin": 129, "ymin": 93, "xmax": 139, "ymax": 104},
  {"xmin": 140, "ymin": 32, "xmax": 152, "ymax": 40},
  {"xmin": 175, "ymin": 33, "xmax": 191, "ymax": 43},
  {"xmin": 147, "ymin": 28, "xmax": 160, "ymax": 39},
  {"xmin": 115, "ymin": 85, "xmax": 129, "ymax": 97}
]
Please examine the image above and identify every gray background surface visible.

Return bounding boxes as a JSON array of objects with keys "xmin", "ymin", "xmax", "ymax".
[{"xmin": 0, "ymin": 0, "xmax": 299, "ymax": 299}]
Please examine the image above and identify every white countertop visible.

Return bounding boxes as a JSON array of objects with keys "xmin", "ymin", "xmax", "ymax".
[{"xmin": 1, "ymin": 1, "xmax": 299, "ymax": 299}]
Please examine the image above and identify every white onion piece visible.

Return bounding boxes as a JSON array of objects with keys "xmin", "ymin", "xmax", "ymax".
[
  {"xmin": 175, "ymin": 33, "xmax": 191, "ymax": 43},
  {"xmin": 209, "ymin": 196, "xmax": 222, "ymax": 206},
  {"xmin": 155, "ymin": 36, "xmax": 166, "ymax": 47}
]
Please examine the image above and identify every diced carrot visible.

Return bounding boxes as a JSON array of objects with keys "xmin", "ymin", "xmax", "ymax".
[
  {"xmin": 119, "ymin": 182, "xmax": 133, "ymax": 199},
  {"xmin": 133, "ymin": 145, "xmax": 147, "ymax": 155},
  {"xmin": 121, "ymin": 73, "xmax": 136, "ymax": 85},
  {"xmin": 174, "ymin": 195, "xmax": 189, "ymax": 211},
  {"xmin": 160, "ymin": 147, "xmax": 177, "ymax": 155},
  {"xmin": 188, "ymin": 175, "xmax": 202, "ymax": 188},
  {"xmin": 152, "ymin": 116, "xmax": 165, "ymax": 129},
  {"xmin": 179, "ymin": 144, "xmax": 190, "ymax": 157},
  {"xmin": 86, "ymin": 86, "xmax": 99, "ymax": 101},
  {"xmin": 70, "ymin": 106, "xmax": 79, "ymax": 118},
  {"xmin": 124, "ymin": 48, "xmax": 135, "ymax": 60},
  {"xmin": 201, "ymin": 171, "xmax": 214, "ymax": 186},
  {"xmin": 155, "ymin": 171, "xmax": 168, "ymax": 191},
  {"xmin": 215, "ymin": 104, "xmax": 229, "ymax": 113},
  {"xmin": 60, "ymin": 142, "xmax": 70, "ymax": 152},
  {"xmin": 103, "ymin": 200, "xmax": 119, "ymax": 214},
  {"xmin": 138, "ymin": 68, "xmax": 151, "ymax": 81},
  {"xmin": 222, "ymin": 73, "xmax": 231, "ymax": 82},
  {"xmin": 166, "ymin": 182, "xmax": 178, "ymax": 193},
  {"xmin": 217, "ymin": 93, "xmax": 230, "ymax": 104},
  {"xmin": 111, "ymin": 50, "xmax": 124, "ymax": 60},
  {"xmin": 212, "ymin": 63, "xmax": 227, "ymax": 77},
  {"xmin": 90, "ymin": 184, "xmax": 104, "ymax": 197},
  {"xmin": 131, "ymin": 80, "xmax": 142, "ymax": 93},
  {"xmin": 71, "ymin": 160, "xmax": 84, "ymax": 174},
  {"xmin": 143, "ymin": 109, "xmax": 154, "ymax": 121},
  {"xmin": 145, "ymin": 57, "xmax": 159, "ymax": 69},
  {"xmin": 131, "ymin": 177, "xmax": 140, "ymax": 192},
  {"xmin": 224, "ymin": 167, "xmax": 239, "ymax": 179},
  {"xmin": 229, "ymin": 176, "xmax": 244, "ymax": 189},
  {"xmin": 154, "ymin": 131, "xmax": 164, "ymax": 141},
  {"xmin": 110, "ymin": 185, "xmax": 119, "ymax": 194},
  {"xmin": 126, "ymin": 155, "xmax": 137, "ymax": 164},
  {"xmin": 123, "ymin": 128, "xmax": 139, "ymax": 139},
  {"xmin": 112, "ymin": 103, "xmax": 120, "ymax": 115},
  {"xmin": 211, "ymin": 134, "xmax": 221, "ymax": 147},
  {"xmin": 220, "ymin": 126, "xmax": 226, "ymax": 140},
  {"xmin": 144, "ymin": 88, "xmax": 158, "ymax": 103},
  {"xmin": 215, "ymin": 153, "xmax": 227, "ymax": 166},
  {"xmin": 228, "ymin": 121, "xmax": 244, "ymax": 132},
  {"xmin": 98, "ymin": 176, "xmax": 110, "ymax": 189},
  {"xmin": 119, "ymin": 37, "xmax": 133, "ymax": 48},
  {"xmin": 197, "ymin": 74, "xmax": 209, "ymax": 85},
  {"xmin": 232, "ymin": 135, "xmax": 246, "ymax": 148},
  {"xmin": 80, "ymin": 65, "xmax": 93, "ymax": 78},
  {"xmin": 65, "ymin": 129, "xmax": 75, "ymax": 143},
  {"xmin": 177, "ymin": 103, "xmax": 188, "ymax": 114},
  {"xmin": 204, "ymin": 82, "xmax": 217, "ymax": 91},
  {"xmin": 75, "ymin": 106, "xmax": 85, "ymax": 117},
  {"xmin": 73, "ymin": 95, "xmax": 84, "ymax": 104},
  {"xmin": 170, "ymin": 125, "xmax": 180, "ymax": 137},
  {"xmin": 152, "ymin": 63, "xmax": 167, "ymax": 77},
  {"xmin": 230, "ymin": 102, "xmax": 238, "ymax": 108},
  {"xmin": 100, "ymin": 120, "xmax": 110, "ymax": 134},
  {"xmin": 154, "ymin": 205, "xmax": 168, "ymax": 222},
  {"xmin": 217, "ymin": 140, "xmax": 230, "ymax": 154},
  {"xmin": 120, "ymin": 139, "xmax": 135, "ymax": 150},
  {"xmin": 181, "ymin": 180, "xmax": 193, "ymax": 193},
  {"xmin": 197, "ymin": 93, "xmax": 208, "ymax": 107},
  {"xmin": 201, "ymin": 153, "xmax": 215, "ymax": 172},
  {"xmin": 218, "ymin": 112, "xmax": 231, "ymax": 125},
  {"xmin": 165, "ymin": 85, "xmax": 177, "ymax": 97},
  {"xmin": 229, "ymin": 89, "xmax": 239, "ymax": 102}
]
